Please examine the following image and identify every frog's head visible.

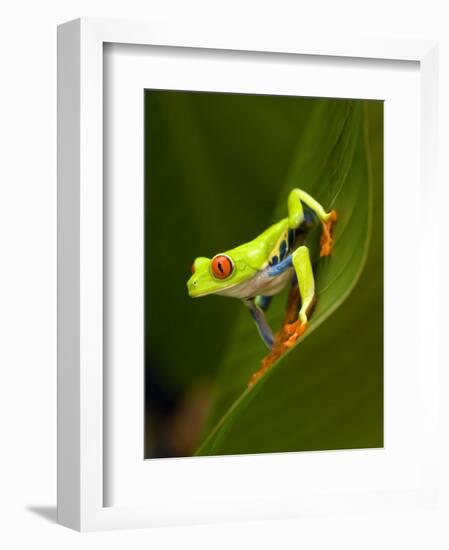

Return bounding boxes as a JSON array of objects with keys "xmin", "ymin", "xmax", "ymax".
[{"xmin": 187, "ymin": 252, "xmax": 255, "ymax": 298}]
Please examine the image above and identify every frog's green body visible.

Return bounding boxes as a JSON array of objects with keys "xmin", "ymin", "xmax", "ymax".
[
  {"xmin": 188, "ymin": 218, "xmax": 290, "ymax": 300},
  {"xmin": 187, "ymin": 188, "xmax": 337, "ymax": 386}
]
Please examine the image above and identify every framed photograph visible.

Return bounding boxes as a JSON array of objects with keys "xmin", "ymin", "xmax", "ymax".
[{"xmin": 57, "ymin": 18, "xmax": 440, "ymax": 530}]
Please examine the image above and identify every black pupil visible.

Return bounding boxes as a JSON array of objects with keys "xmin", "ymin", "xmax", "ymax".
[{"xmin": 218, "ymin": 261, "xmax": 224, "ymax": 273}]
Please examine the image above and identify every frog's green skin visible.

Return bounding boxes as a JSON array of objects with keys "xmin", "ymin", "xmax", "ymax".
[{"xmin": 187, "ymin": 188, "xmax": 336, "ymax": 350}]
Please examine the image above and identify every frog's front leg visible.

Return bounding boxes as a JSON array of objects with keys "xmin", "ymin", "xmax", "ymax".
[
  {"xmin": 283, "ymin": 245, "xmax": 316, "ymax": 348},
  {"xmin": 244, "ymin": 298, "xmax": 274, "ymax": 350}
]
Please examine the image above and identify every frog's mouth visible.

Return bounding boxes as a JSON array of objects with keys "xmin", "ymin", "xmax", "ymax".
[
  {"xmin": 187, "ymin": 279, "xmax": 243, "ymax": 298},
  {"xmin": 188, "ymin": 287, "xmax": 208, "ymax": 298},
  {"xmin": 187, "ymin": 279, "xmax": 210, "ymax": 298}
]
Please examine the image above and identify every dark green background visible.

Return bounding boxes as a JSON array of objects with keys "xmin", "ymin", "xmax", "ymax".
[{"xmin": 144, "ymin": 90, "xmax": 383, "ymax": 458}]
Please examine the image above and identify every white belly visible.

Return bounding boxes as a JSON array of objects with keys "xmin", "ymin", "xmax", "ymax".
[{"xmin": 217, "ymin": 267, "xmax": 293, "ymax": 300}]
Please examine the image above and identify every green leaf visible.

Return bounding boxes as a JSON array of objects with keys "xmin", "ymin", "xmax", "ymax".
[{"xmin": 195, "ymin": 100, "xmax": 383, "ymax": 456}]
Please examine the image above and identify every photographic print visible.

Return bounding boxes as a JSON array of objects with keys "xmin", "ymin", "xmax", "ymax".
[{"xmin": 144, "ymin": 91, "xmax": 383, "ymax": 459}]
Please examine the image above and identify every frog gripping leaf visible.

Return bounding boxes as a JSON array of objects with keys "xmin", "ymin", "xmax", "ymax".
[{"xmin": 187, "ymin": 188, "xmax": 337, "ymax": 388}]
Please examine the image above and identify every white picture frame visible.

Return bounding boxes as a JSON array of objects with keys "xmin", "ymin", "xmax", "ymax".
[{"xmin": 57, "ymin": 17, "xmax": 440, "ymax": 531}]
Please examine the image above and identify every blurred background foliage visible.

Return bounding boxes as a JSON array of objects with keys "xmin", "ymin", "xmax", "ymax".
[{"xmin": 144, "ymin": 90, "xmax": 383, "ymax": 458}]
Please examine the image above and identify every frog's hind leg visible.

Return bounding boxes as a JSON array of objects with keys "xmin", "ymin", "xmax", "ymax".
[{"xmin": 288, "ymin": 188, "xmax": 337, "ymax": 257}]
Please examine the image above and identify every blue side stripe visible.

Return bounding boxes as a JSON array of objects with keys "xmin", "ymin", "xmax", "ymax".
[{"xmin": 267, "ymin": 255, "xmax": 293, "ymax": 277}]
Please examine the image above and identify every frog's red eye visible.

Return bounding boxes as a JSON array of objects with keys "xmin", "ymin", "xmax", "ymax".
[
  {"xmin": 211, "ymin": 254, "xmax": 234, "ymax": 279},
  {"xmin": 191, "ymin": 262, "xmax": 196, "ymax": 274}
]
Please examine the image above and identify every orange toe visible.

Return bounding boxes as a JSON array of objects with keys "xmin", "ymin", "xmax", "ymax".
[
  {"xmin": 284, "ymin": 320, "xmax": 299, "ymax": 336},
  {"xmin": 320, "ymin": 210, "xmax": 337, "ymax": 257},
  {"xmin": 248, "ymin": 317, "xmax": 308, "ymax": 388},
  {"xmin": 284, "ymin": 320, "xmax": 307, "ymax": 348}
]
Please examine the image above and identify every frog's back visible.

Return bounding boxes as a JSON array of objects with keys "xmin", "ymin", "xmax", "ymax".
[{"xmin": 225, "ymin": 218, "xmax": 290, "ymax": 272}]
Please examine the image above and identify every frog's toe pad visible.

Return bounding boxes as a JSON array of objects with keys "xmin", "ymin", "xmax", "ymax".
[
  {"xmin": 247, "ymin": 342, "xmax": 285, "ymax": 388},
  {"xmin": 248, "ymin": 358, "xmax": 274, "ymax": 389},
  {"xmin": 284, "ymin": 320, "xmax": 307, "ymax": 347},
  {"xmin": 320, "ymin": 210, "xmax": 337, "ymax": 257},
  {"xmin": 248, "ymin": 370, "xmax": 263, "ymax": 389}
]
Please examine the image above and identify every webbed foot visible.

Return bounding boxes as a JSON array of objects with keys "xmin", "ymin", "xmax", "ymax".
[
  {"xmin": 283, "ymin": 319, "xmax": 308, "ymax": 348},
  {"xmin": 247, "ymin": 356, "xmax": 275, "ymax": 389},
  {"xmin": 247, "ymin": 328, "xmax": 286, "ymax": 388},
  {"xmin": 320, "ymin": 210, "xmax": 337, "ymax": 257},
  {"xmin": 247, "ymin": 321, "xmax": 308, "ymax": 388}
]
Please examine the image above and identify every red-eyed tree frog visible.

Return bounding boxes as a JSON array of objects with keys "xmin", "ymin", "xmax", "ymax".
[{"xmin": 187, "ymin": 188, "xmax": 337, "ymax": 387}]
